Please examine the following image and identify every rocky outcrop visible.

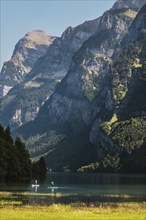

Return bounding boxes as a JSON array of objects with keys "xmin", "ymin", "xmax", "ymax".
[
  {"xmin": 27, "ymin": 17, "xmax": 101, "ymax": 81},
  {"xmin": 0, "ymin": 30, "xmax": 55, "ymax": 96},
  {"xmin": 112, "ymin": 0, "xmax": 146, "ymax": 11},
  {"xmin": 93, "ymin": 4, "xmax": 146, "ymax": 160},
  {"xmin": 36, "ymin": 5, "xmax": 135, "ymax": 131},
  {"xmin": 2, "ymin": 1, "xmax": 146, "ymax": 172},
  {"xmin": 122, "ymin": 3, "xmax": 146, "ymax": 44},
  {"xmin": 15, "ymin": 3, "xmax": 142, "ymax": 170},
  {"xmin": 0, "ymin": 17, "xmax": 100, "ymax": 129}
]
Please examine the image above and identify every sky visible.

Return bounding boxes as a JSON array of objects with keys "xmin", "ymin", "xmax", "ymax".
[{"xmin": 0, "ymin": 0, "xmax": 116, "ymax": 69}]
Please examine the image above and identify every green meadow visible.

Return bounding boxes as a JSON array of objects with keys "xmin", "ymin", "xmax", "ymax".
[
  {"xmin": 0, "ymin": 192, "xmax": 146, "ymax": 220},
  {"xmin": 1, "ymin": 203, "xmax": 146, "ymax": 220}
]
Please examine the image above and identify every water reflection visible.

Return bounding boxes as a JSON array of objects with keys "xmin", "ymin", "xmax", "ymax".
[{"xmin": 0, "ymin": 173, "xmax": 146, "ymax": 197}]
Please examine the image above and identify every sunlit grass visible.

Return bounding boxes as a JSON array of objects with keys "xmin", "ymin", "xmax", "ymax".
[
  {"xmin": 133, "ymin": 63, "xmax": 142, "ymax": 68},
  {"xmin": 0, "ymin": 192, "xmax": 146, "ymax": 220},
  {"xmin": 24, "ymin": 80, "xmax": 43, "ymax": 88},
  {"xmin": 1, "ymin": 203, "xmax": 146, "ymax": 220},
  {"xmin": 120, "ymin": 9, "xmax": 137, "ymax": 18},
  {"xmin": 108, "ymin": 113, "xmax": 118, "ymax": 125}
]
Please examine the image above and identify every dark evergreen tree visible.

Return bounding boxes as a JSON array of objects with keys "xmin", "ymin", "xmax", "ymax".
[
  {"xmin": 0, "ymin": 139, "xmax": 8, "ymax": 179},
  {"xmin": 32, "ymin": 157, "xmax": 47, "ymax": 179},
  {"xmin": 6, "ymin": 142, "xmax": 20, "ymax": 180},
  {"xmin": 32, "ymin": 162, "xmax": 39, "ymax": 179},
  {"xmin": 0, "ymin": 125, "xmax": 32, "ymax": 181},
  {"xmin": 38, "ymin": 157, "xmax": 47, "ymax": 175},
  {"xmin": 4, "ymin": 126, "xmax": 13, "ymax": 144},
  {"xmin": 15, "ymin": 137, "xmax": 32, "ymax": 178},
  {"xmin": 0, "ymin": 124, "xmax": 5, "ymax": 139}
]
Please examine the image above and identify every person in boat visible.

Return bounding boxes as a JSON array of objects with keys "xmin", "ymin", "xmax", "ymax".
[
  {"xmin": 51, "ymin": 181, "xmax": 54, "ymax": 187},
  {"xmin": 32, "ymin": 180, "xmax": 39, "ymax": 192},
  {"xmin": 50, "ymin": 181, "xmax": 55, "ymax": 193},
  {"xmin": 48, "ymin": 181, "xmax": 58, "ymax": 191}
]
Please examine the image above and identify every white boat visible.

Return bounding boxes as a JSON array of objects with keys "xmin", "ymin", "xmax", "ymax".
[
  {"xmin": 32, "ymin": 184, "xmax": 40, "ymax": 187},
  {"xmin": 32, "ymin": 180, "xmax": 40, "ymax": 192},
  {"xmin": 48, "ymin": 186, "xmax": 58, "ymax": 190}
]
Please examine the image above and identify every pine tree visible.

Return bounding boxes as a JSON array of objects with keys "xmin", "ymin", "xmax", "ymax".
[
  {"xmin": 15, "ymin": 137, "xmax": 32, "ymax": 178},
  {"xmin": 0, "ymin": 124, "xmax": 5, "ymax": 139},
  {"xmin": 32, "ymin": 157, "xmax": 47, "ymax": 179},
  {"xmin": 38, "ymin": 157, "xmax": 47, "ymax": 175},
  {"xmin": 4, "ymin": 126, "xmax": 13, "ymax": 144}
]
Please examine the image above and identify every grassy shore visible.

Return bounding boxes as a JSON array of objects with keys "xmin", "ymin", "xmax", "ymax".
[
  {"xmin": 0, "ymin": 192, "xmax": 146, "ymax": 220},
  {"xmin": 1, "ymin": 203, "xmax": 146, "ymax": 220}
]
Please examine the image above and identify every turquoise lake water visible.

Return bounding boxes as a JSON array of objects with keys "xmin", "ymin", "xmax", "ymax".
[{"xmin": 0, "ymin": 173, "xmax": 146, "ymax": 198}]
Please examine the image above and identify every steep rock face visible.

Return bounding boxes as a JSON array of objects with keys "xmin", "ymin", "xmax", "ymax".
[
  {"xmin": 95, "ymin": 4, "xmax": 146, "ymax": 162},
  {"xmin": 6, "ymin": 1, "xmax": 146, "ymax": 173},
  {"xmin": 111, "ymin": 4, "xmax": 146, "ymax": 109},
  {"xmin": 112, "ymin": 0, "xmax": 146, "ymax": 11},
  {"xmin": 122, "ymin": 3, "xmax": 146, "ymax": 44},
  {"xmin": 27, "ymin": 17, "xmax": 101, "ymax": 81},
  {"xmin": 0, "ymin": 78, "xmax": 56, "ymax": 130},
  {"xmin": 0, "ymin": 18, "xmax": 100, "ymax": 130},
  {"xmin": 36, "ymin": 6, "xmax": 135, "ymax": 131},
  {"xmin": 15, "ymin": 4, "xmax": 139, "ymax": 170},
  {"xmin": 0, "ymin": 30, "xmax": 54, "ymax": 96}
]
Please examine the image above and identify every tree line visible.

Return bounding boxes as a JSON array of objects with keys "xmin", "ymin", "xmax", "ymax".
[{"xmin": 0, "ymin": 124, "xmax": 46, "ymax": 181}]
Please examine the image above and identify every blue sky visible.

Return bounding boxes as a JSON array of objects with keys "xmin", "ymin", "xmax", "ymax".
[{"xmin": 0, "ymin": 0, "xmax": 116, "ymax": 68}]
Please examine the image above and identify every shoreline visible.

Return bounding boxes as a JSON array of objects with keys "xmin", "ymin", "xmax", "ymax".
[
  {"xmin": 1, "ymin": 192, "xmax": 146, "ymax": 220},
  {"xmin": 0, "ymin": 191, "xmax": 145, "ymax": 206}
]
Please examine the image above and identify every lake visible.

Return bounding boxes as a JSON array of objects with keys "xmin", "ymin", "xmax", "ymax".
[{"xmin": 0, "ymin": 173, "xmax": 146, "ymax": 199}]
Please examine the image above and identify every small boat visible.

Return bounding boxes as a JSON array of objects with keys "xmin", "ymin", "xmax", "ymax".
[
  {"xmin": 32, "ymin": 184, "xmax": 40, "ymax": 188},
  {"xmin": 48, "ymin": 186, "xmax": 58, "ymax": 190},
  {"xmin": 32, "ymin": 180, "xmax": 40, "ymax": 188},
  {"xmin": 32, "ymin": 180, "xmax": 40, "ymax": 192}
]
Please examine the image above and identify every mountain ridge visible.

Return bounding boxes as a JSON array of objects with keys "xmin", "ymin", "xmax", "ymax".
[
  {"xmin": 14, "ymin": 2, "xmax": 146, "ymax": 172},
  {"xmin": 1, "ymin": 0, "xmax": 146, "ymax": 173},
  {"xmin": 0, "ymin": 16, "xmax": 101, "ymax": 129},
  {"xmin": 0, "ymin": 30, "xmax": 55, "ymax": 97}
]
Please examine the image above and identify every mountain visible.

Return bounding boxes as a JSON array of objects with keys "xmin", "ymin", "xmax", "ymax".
[
  {"xmin": 112, "ymin": 0, "xmax": 146, "ymax": 11},
  {"xmin": 0, "ymin": 30, "xmax": 54, "ymax": 97},
  {"xmin": 1, "ymin": 0, "xmax": 145, "ymax": 173},
  {"xmin": 28, "ymin": 17, "xmax": 101, "ymax": 81},
  {"xmin": 95, "ymin": 4, "xmax": 146, "ymax": 170},
  {"xmin": 15, "ymin": 1, "xmax": 146, "ymax": 172},
  {"xmin": 0, "ymin": 18, "xmax": 100, "ymax": 129}
]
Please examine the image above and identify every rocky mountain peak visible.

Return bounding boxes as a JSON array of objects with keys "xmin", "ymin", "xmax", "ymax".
[
  {"xmin": 9, "ymin": 1, "xmax": 146, "ymax": 172},
  {"xmin": 26, "ymin": 16, "xmax": 101, "ymax": 82},
  {"xmin": 61, "ymin": 26, "xmax": 74, "ymax": 41},
  {"xmin": 0, "ymin": 15, "xmax": 101, "ymax": 130},
  {"xmin": 98, "ymin": 8, "xmax": 131, "ymax": 32},
  {"xmin": 122, "ymin": 4, "xmax": 146, "ymax": 44},
  {"xmin": 19, "ymin": 29, "xmax": 52, "ymax": 43},
  {"xmin": 112, "ymin": 0, "xmax": 146, "ymax": 11},
  {"xmin": 30, "ymin": 0, "xmax": 138, "ymax": 135},
  {"xmin": 11, "ymin": 29, "xmax": 55, "ymax": 70},
  {"xmin": 0, "ymin": 30, "xmax": 55, "ymax": 97}
]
